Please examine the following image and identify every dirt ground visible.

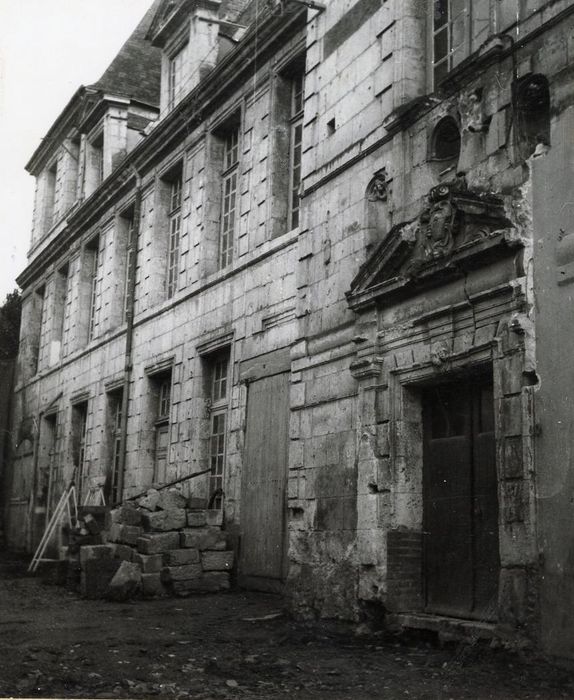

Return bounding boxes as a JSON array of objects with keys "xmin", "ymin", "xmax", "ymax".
[{"xmin": 0, "ymin": 551, "xmax": 573, "ymax": 700}]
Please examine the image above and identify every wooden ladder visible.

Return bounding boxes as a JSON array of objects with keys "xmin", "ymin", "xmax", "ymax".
[{"xmin": 28, "ymin": 481, "xmax": 78, "ymax": 574}]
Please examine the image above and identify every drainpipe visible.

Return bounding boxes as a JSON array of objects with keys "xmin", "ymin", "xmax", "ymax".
[{"xmin": 115, "ymin": 167, "xmax": 142, "ymax": 505}]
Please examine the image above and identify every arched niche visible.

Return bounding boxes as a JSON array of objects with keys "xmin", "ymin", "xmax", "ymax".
[
  {"xmin": 365, "ymin": 167, "xmax": 391, "ymax": 249},
  {"xmin": 514, "ymin": 73, "xmax": 550, "ymax": 160}
]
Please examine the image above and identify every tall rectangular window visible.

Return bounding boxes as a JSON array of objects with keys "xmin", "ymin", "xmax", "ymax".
[
  {"xmin": 289, "ymin": 71, "xmax": 304, "ymax": 230},
  {"xmin": 207, "ymin": 350, "xmax": 230, "ymax": 510},
  {"xmin": 219, "ymin": 127, "xmax": 239, "ymax": 269},
  {"xmin": 44, "ymin": 162, "xmax": 58, "ymax": 233},
  {"xmin": 89, "ymin": 133, "xmax": 104, "ymax": 191},
  {"xmin": 168, "ymin": 45, "xmax": 187, "ymax": 110},
  {"xmin": 60, "ymin": 262, "xmax": 73, "ymax": 358},
  {"xmin": 87, "ymin": 236, "xmax": 102, "ymax": 341},
  {"xmin": 43, "ymin": 412, "xmax": 59, "ymax": 515},
  {"xmin": 122, "ymin": 213, "xmax": 135, "ymax": 322},
  {"xmin": 106, "ymin": 390, "xmax": 123, "ymax": 505},
  {"xmin": 432, "ymin": 0, "xmax": 470, "ymax": 85},
  {"xmin": 150, "ymin": 372, "xmax": 172, "ymax": 485},
  {"xmin": 167, "ymin": 175, "xmax": 182, "ymax": 298},
  {"xmin": 72, "ymin": 401, "xmax": 89, "ymax": 501},
  {"xmin": 31, "ymin": 286, "xmax": 45, "ymax": 375}
]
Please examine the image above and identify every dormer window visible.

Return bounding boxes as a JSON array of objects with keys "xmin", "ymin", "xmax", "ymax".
[
  {"xmin": 84, "ymin": 130, "xmax": 104, "ymax": 197},
  {"xmin": 168, "ymin": 44, "xmax": 187, "ymax": 110},
  {"xmin": 44, "ymin": 161, "xmax": 58, "ymax": 232}
]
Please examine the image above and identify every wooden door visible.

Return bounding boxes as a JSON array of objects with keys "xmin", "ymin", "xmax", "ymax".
[
  {"xmin": 423, "ymin": 379, "xmax": 499, "ymax": 620},
  {"xmin": 240, "ymin": 372, "xmax": 290, "ymax": 590},
  {"xmin": 154, "ymin": 424, "xmax": 169, "ymax": 484}
]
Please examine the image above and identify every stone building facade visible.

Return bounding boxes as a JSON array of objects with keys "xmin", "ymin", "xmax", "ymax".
[{"xmin": 4, "ymin": 0, "xmax": 574, "ymax": 660}]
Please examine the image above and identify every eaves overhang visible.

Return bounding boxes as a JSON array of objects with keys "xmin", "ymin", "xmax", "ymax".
[
  {"xmin": 17, "ymin": 4, "xmax": 306, "ymax": 291},
  {"xmin": 25, "ymin": 86, "xmax": 94, "ymax": 176}
]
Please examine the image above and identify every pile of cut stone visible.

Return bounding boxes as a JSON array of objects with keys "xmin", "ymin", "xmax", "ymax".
[{"xmin": 74, "ymin": 488, "xmax": 234, "ymax": 601}]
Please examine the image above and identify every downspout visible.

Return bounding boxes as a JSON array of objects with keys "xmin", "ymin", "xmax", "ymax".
[{"xmin": 116, "ymin": 166, "xmax": 142, "ymax": 505}]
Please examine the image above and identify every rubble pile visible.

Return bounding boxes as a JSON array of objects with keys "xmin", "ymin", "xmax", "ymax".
[{"xmin": 70, "ymin": 488, "xmax": 234, "ymax": 600}]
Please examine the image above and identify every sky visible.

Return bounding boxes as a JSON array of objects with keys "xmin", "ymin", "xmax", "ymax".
[{"xmin": 0, "ymin": 0, "xmax": 156, "ymax": 303}]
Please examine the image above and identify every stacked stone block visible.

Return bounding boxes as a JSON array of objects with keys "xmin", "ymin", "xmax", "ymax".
[{"xmin": 76, "ymin": 489, "xmax": 234, "ymax": 599}]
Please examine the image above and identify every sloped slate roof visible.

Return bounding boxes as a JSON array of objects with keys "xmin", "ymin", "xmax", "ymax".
[{"xmin": 89, "ymin": 0, "xmax": 163, "ymax": 106}]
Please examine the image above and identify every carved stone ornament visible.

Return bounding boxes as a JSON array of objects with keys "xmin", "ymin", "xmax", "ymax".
[
  {"xmin": 405, "ymin": 179, "xmax": 494, "ymax": 273},
  {"xmin": 347, "ymin": 178, "xmax": 517, "ymax": 311},
  {"xmin": 458, "ymin": 89, "xmax": 490, "ymax": 133},
  {"xmin": 350, "ymin": 356, "xmax": 384, "ymax": 380},
  {"xmin": 366, "ymin": 168, "xmax": 389, "ymax": 202}
]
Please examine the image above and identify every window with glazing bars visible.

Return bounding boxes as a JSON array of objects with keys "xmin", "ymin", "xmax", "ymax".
[
  {"xmin": 219, "ymin": 128, "xmax": 239, "ymax": 269},
  {"xmin": 33, "ymin": 286, "xmax": 45, "ymax": 375},
  {"xmin": 432, "ymin": 0, "xmax": 470, "ymax": 86},
  {"xmin": 44, "ymin": 412, "xmax": 59, "ymax": 513},
  {"xmin": 168, "ymin": 45, "xmax": 186, "ymax": 110},
  {"xmin": 289, "ymin": 71, "xmax": 304, "ymax": 229},
  {"xmin": 73, "ymin": 402, "xmax": 89, "ymax": 501},
  {"xmin": 158, "ymin": 376, "xmax": 171, "ymax": 421},
  {"xmin": 154, "ymin": 374, "xmax": 171, "ymax": 484},
  {"xmin": 208, "ymin": 351, "xmax": 229, "ymax": 509},
  {"xmin": 123, "ymin": 215, "xmax": 135, "ymax": 322},
  {"xmin": 109, "ymin": 391, "xmax": 123, "ymax": 505},
  {"xmin": 167, "ymin": 175, "xmax": 182, "ymax": 298},
  {"xmin": 88, "ymin": 237, "xmax": 101, "ymax": 341}
]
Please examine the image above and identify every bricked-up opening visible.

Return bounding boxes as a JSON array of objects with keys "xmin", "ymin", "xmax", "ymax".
[
  {"xmin": 386, "ymin": 529, "xmax": 424, "ymax": 613},
  {"xmin": 431, "ymin": 116, "xmax": 461, "ymax": 162},
  {"xmin": 105, "ymin": 388, "xmax": 123, "ymax": 505},
  {"xmin": 71, "ymin": 401, "xmax": 89, "ymax": 502},
  {"xmin": 148, "ymin": 369, "xmax": 173, "ymax": 485},
  {"xmin": 212, "ymin": 113, "xmax": 241, "ymax": 270},
  {"xmin": 158, "ymin": 162, "xmax": 184, "ymax": 300},
  {"xmin": 202, "ymin": 348, "xmax": 230, "ymax": 510}
]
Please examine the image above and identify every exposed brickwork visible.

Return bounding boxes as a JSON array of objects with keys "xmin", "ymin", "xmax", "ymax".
[{"xmin": 386, "ymin": 529, "xmax": 423, "ymax": 613}]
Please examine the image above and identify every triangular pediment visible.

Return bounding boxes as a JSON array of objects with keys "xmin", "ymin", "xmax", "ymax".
[{"xmin": 347, "ymin": 181, "xmax": 516, "ymax": 311}]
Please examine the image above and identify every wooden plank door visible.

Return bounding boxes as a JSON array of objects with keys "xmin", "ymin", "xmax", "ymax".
[
  {"xmin": 471, "ymin": 383, "xmax": 499, "ymax": 619},
  {"xmin": 423, "ymin": 378, "xmax": 499, "ymax": 620},
  {"xmin": 240, "ymin": 372, "xmax": 290, "ymax": 590}
]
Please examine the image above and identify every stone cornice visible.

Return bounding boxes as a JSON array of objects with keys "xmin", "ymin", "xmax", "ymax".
[
  {"xmin": 25, "ymin": 87, "xmax": 90, "ymax": 175},
  {"xmin": 17, "ymin": 5, "xmax": 306, "ymax": 291}
]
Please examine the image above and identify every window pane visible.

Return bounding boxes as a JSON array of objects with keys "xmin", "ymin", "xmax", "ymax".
[
  {"xmin": 434, "ymin": 27, "xmax": 449, "ymax": 67},
  {"xmin": 434, "ymin": 0, "xmax": 448, "ymax": 30}
]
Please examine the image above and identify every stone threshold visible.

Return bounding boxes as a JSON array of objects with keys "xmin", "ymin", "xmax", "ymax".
[{"xmin": 387, "ymin": 612, "xmax": 497, "ymax": 642}]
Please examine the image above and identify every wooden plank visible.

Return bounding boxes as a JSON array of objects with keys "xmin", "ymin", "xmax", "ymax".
[{"xmin": 240, "ymin": 372, "xmax": 289, "ymax": 581}]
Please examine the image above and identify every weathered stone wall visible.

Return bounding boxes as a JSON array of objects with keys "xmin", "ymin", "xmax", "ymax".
[
  {"xmin": 8, "ymin": 24, "xmax": 305, "ymax": 554},
  {"xmin": 288, "ymin": 0, "xmax": 574, "ymax": 642},
  {"xmin": 531, "ymin": 102, "xmax": 574, "ymax": 658}
]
